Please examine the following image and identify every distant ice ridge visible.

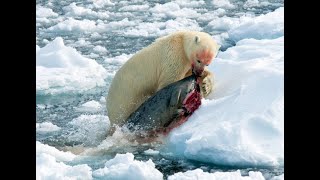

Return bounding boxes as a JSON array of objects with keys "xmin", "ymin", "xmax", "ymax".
[
  {"xmin": 228, "ymin": 7, "xmax": 284, "ymax": 41},
  {"xmin": 36, "ymin": 37, "xmax": 108, "ymax": 94},
  {"xmin": 165, "ymin": 36, "xmax": 283, "ymax": 167},
  {"xmin": 211, "ymin": 7, "xmax": 284, "ymax": 45}
]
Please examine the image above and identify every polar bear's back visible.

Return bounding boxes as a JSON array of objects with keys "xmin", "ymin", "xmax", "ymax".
[{"xmin": 106, "ymin": 39, "xmax": 166, "ymax": 125}]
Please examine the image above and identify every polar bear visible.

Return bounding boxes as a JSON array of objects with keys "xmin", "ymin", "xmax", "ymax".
[{"xmin": 106, "ymin": 31, "xmax": 220, "ymax": 127}]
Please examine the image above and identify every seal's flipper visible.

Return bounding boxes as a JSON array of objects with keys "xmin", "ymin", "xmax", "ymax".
[{"xmin": 169, "ymin": 89, "xmax": 181, "ymax": 107}]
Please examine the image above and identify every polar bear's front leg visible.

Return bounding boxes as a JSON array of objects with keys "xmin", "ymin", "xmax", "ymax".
[
  {"xmin": 184, "ymin": 68, "xmax": 215, "ymax": 98},
  {"xmin": 199, "ymin": 68, "xmax": 215, "ymax": 98}
]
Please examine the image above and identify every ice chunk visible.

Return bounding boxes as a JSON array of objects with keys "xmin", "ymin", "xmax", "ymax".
[
  {"xmin": 211, "ymin": 0, "xmax": 236, "ymax": 9},
  {"xmin": 93, "ymin": 45, "xmax": 107, "ymax": 53},
  {"xmin": 36, "ymin": 141, "xmax": 92, "ymax": 180},
  {"xmin": 75, "ymin": 100, "xmax": 104, "ymax": 113},
  {"xmin": 63, "ymin": 3, "xmax": 109, "ymax": 19},
  {"xmin": 36, "ymin": 37, "xmax": 108, "ymax": 94},
  {"xmin": 36, "ymin": 122, "xmax": 61, "ymax": 133},
  {"xmin": 93, "ymin": 153, "xmax": 163, "ymax": 180},
  {"xmin": 144, "ymin": 149, "xmax": 160, "ymax": 156},
  {"xmin": 36, "ymin": 6, "xmax": 58, "ymax": 18}
]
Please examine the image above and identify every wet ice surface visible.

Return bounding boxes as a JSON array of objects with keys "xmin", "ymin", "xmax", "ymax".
[{"xmin": 36, "ymin": 0, "xmax": 284, "ymax": 179}]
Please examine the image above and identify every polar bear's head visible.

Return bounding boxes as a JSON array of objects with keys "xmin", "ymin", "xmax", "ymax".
[{"xmin": 183, "ymin": 31, "xmax": 220, "ymax": 76}]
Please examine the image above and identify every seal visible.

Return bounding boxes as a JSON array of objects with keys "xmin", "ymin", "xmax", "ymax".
[{"xmin": 124, "ymin": 73, "xmax": 202, "ymax": 137}]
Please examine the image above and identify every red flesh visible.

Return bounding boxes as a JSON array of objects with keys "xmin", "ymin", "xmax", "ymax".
[
  {"xmin": 183, "ymin": 89, "xmax": 202, "ymax": 113},
  {"xmin": 159, "ymin": 88, "xmax": 202, "ymax": 136}
]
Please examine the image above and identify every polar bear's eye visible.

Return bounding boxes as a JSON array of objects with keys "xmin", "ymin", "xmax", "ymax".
[{"xmin": 197, "ymin": 60, "xmax": 201, "ymax": 63}]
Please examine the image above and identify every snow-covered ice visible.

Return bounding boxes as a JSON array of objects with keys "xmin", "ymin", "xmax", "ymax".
[
  {"xmin": 63, "ymin": 3, "xmax": 109, "ymax": 19},
  {"xmin": 75, "ymin": 100, "xmax": 104, "ymax": 113},
  {"xmin": 119, "ymin": 4, "xmax": 150, "ymax": 12},
  {"xmin": 36, "ymin": 122, "xmax": 61, "ymax": 133},
  {"xmin": 165, "ymin": 13, "xmax": 284, "ymax": 165},
  {"xmin": 211, "ymin": 0, "xmax": 236, "ymax": 9},
  {"xmin": 209, "ymin": 7, "xmax": 284, "ymax": 44},
  {"xmin": 124, "ymin": 18, "xmax": 202, "ymax": 37},
  {"xmin": 144, "ymin": 149, "xmax": 160, "ymax": 156},
  {"xmin": 93, "ymin": 45, "xmax": 108, "ymax": 53},
  {"xmin": 88, "ymin": 0, "xmax": 115, "ymax": 9},
  {"xmin": 208, "ymin": 15, "xmax": 253, "ymax": 32},
  {"xmin": 36, "ymin": 141, "xmax": 92, "ymax": 180},
  {"xmin": 36, "ymin": 5, "xmax": 59, "ymax": 25},
  {"xmin": 36, "ymin": 5, "xmax": 58, "ymax": 18},
  {"xmin": 73, "ymin": 38, "xmax": 92, "ymax": 47},
  {"xmin": 174, "ymin": 0, "xmax": 205, "ymax": 8},
  {"xmin": 37, "ymin": 140, "xmax": 283, "ymax": 180},
  {"xmin": 36, "ymin": 141, "xmax": 76, "ymax": 162},
  {"xmin": 150, "ymin": 2, "xmax": 201, "ymax": 19},
  {"xmin": 36, "ymin": 37, "xmax": 108, "ymax": 94},
  {"xmin": 165, "ymin": 35, "xmax": 283, "ymax": 167},
  {"xmin": 37, "ymin": 141, "xmax": 163, "ymax": 180},
  {"xmin": 92, "ymin": 153, "xmax": 163, "ymax": 180},
  {"xmin": 37, "ymin": 153, "xmax": 92, "ymax": 180},
  {"xmin": 47, "ymin": 18, "xmax": 98, "ymax": 32},
  {"xmin": 228, "ymin": 7, "xmax": 284, "ymax": 42},
  {"xmin": 244, "ymin": 0, "xmax": 261, "ymax": 8}
]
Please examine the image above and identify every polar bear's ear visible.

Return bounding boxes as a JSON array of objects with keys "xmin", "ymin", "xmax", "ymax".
[{"xmin": 195, "ymin": 36, "xmax": 200, "ymax": 44}]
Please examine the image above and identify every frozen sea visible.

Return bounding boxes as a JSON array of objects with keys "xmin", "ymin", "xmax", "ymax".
[{"xmin": 36, "ymin": 0, "xmax": 284, "ymax": 179}]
